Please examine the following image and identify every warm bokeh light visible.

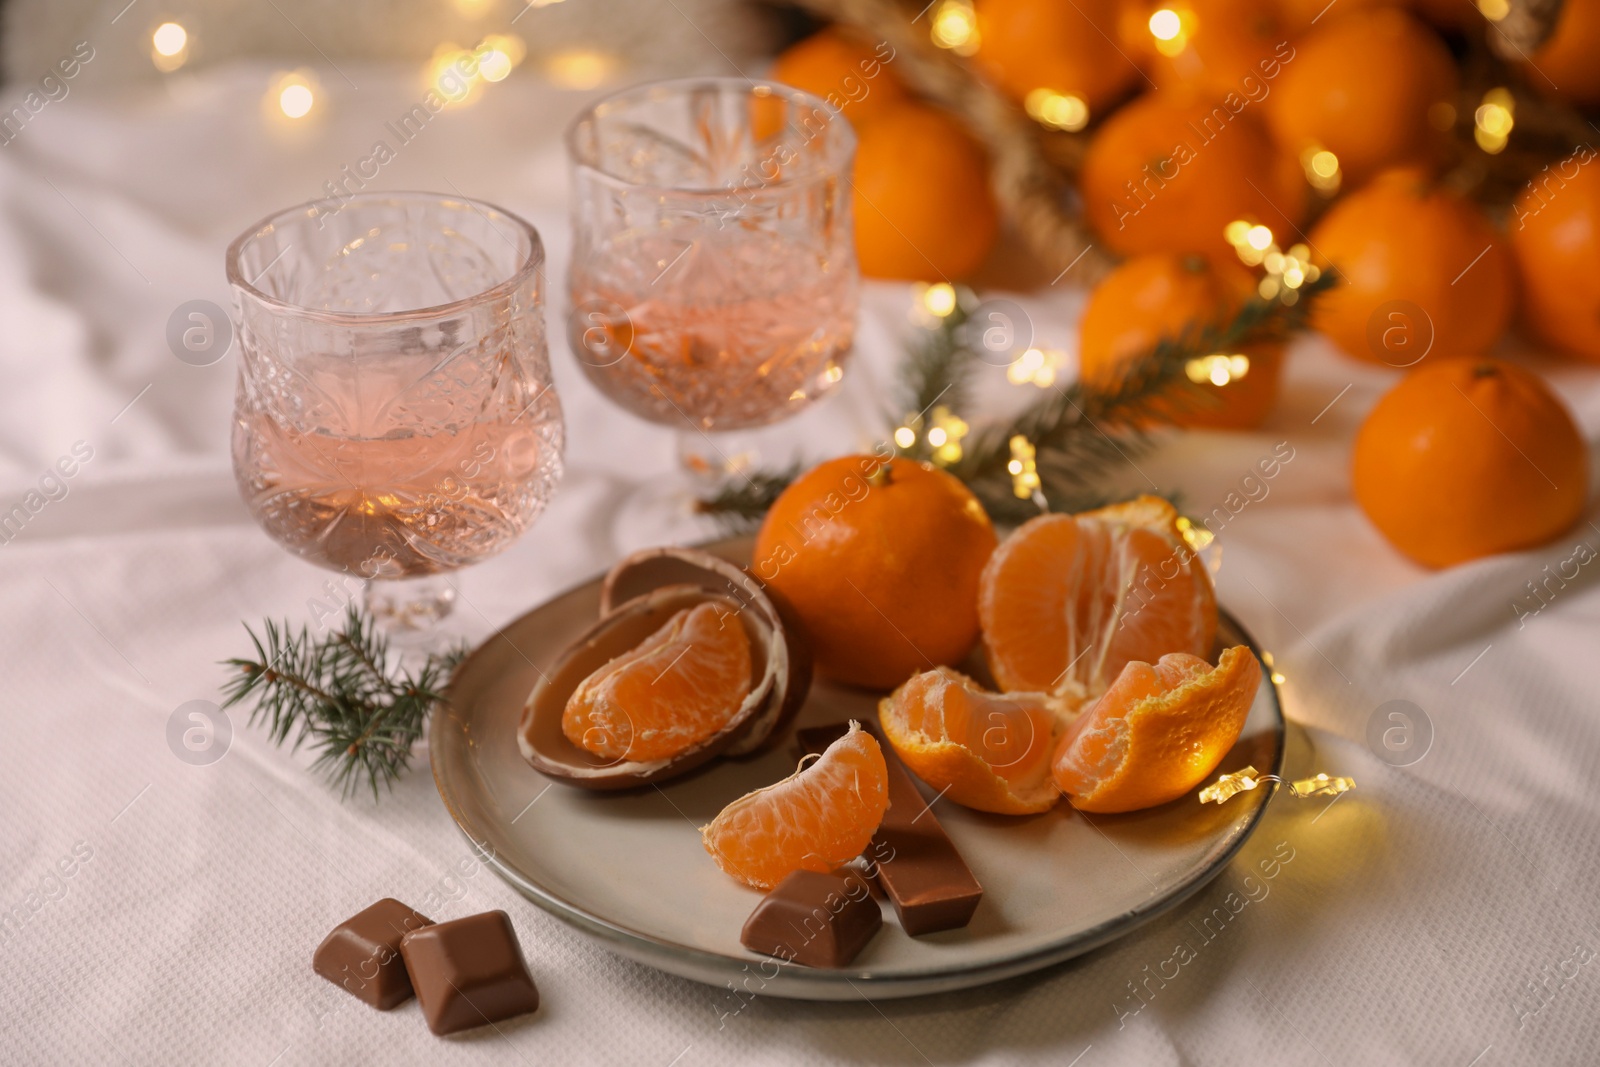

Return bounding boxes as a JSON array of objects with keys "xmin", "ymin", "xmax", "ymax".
[
  {"xmin": 1148, "ymin": 9, "xmax": 1181, "ymax": 40},
  {"xmin": 1025, "ymin": 88, "xmax": 1089, "ymax": 132},
  {"xmin": 1245, "ymin": 225, "xmax": 1274, "ymax": 251},
  {"xmin": 1474, "ymin": 88, "xmax": 1514, "ymax": 154},
  {"xmin": 151, "ymin": 22, "xmax": 188, "ymax": 72},
  {"xmin": 1006, "ymin": 347, "xmax": 1064, "ymax": 388},
  {"xmin": 931, "ymin": 0, "xmax": 981, "ymax": 56},
  {"xmin": 1477, "ymin": 0, "xmax": 1510, "ymax": 19},
  {"xmin": 152, "ymin": 22, "xmax": 187, "ymax": 56},
  {"xmin": 279, "ymin": 82, "xmax": 315, "ymax": 119},
  {"xmin": 545, "ymin": 48, "xmax": 617, "ymax": 89},
  {"xmin": 1302, "ymin": 147, "xmax": 1341, "ymax": 193},
  {"xmin": 922, "ymin": 282, "xmax": 958, "ymax": 317},
  {"xmin": 1185, "ymin": 354, "xmax": 1250, "ymax": 387},
  {"xmin": 1150, "ymin": 7, "xmax": 1191, "ymax": 56}
]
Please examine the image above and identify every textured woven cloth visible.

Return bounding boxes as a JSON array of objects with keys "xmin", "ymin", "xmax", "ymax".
[{"xmin": 3, "ymin": 66, "xmax": 1600, "ymax": 1067}]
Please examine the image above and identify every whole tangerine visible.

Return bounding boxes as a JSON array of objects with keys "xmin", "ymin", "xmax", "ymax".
[
  {"xmin": 1079, "ymin": 252, "xmax": 1284, "ymax": 429},
  {"xmin": 1509, "ymin": 149, "xmax": 1600, "ymax": 363},
  {"xmin": 1523, "ymin": 0, "xmax": 1600, "ymax": 108},
  {"xmin": 1079, "ymin": 91, "xmax": 1307, "ymax": 258},
  {"xmin": 974, "ymin": 0, "xmax": 1140, "ymax": 114},
  {"xmin": 1352, "ymin": 359, "xmax": 1589, "ymax": 568},
  {"xmin": 769, "ymin": 28, "xmax": 909, "ymax": 130},
  {"xmin": 852, "ymin": 101, "xmax": 1000, "ymax": 280},
  {"xmin": 1265, "ymin": 7, "xmax": 1457, "ymax": 187},
  {"xmin": 754, "ymin": 454, "xmax": 998, "ymax": 690},
  {"xmin": 1308, "ymin": 169, "xmax": 1512, "ymax": 365}
]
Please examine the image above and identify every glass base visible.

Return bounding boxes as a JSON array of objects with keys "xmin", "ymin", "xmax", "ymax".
[
  {"xmin": 365, "ymin": 575, "xmax": 457, "ymax": 648},
  {"xmin": 675, "ymin": 424, "xmax": 803, "ymax": 484}
]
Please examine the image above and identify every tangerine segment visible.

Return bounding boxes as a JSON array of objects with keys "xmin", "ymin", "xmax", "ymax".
[
  {"xmin": 978, "ymin": 496, "xmax": 1217, "ymax": 703},
  {"xmin": 700, "ymin": 721, "xmax": 889, "ymax": 890},
  {"xmin": 1053, "ymin": 647, "xmax": 1261, "ymax": 814},
  {"xmin": 563, "ymin": 602, "xmax": 752, "ymax": 763},
  {"xmin": 879, "ymin": 668, "xmax": 1063, "ymax": 815}
]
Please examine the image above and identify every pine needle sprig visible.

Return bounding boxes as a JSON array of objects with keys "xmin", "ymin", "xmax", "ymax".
[
  {"xmin": 692, "ymin": 462, "xmax": 803, "ymax": 533},
  {"xmin": 220, "ymin": 606, "xmax": 462, "ymax": 800}
]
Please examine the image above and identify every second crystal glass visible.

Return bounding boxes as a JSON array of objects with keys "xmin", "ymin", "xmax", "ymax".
[{"xmin": 566, "ymin": 78, "xmax": 859, "ymax": 468}]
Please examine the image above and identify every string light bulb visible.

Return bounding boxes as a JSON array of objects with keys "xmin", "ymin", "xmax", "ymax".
[
  {"xmin": 922, "ymin": 282, "xmax": 958, "ymax": 318},
  {"xmin": 930, "ymin": 0, "xmax": 981, "ymax": 55},
  {"xmin": 151, "ymin": 22, "xmax": 188, "ymax": 72},
  {"xmin": 266, "ymin": 71, "xmax": 320, "ymax": 121},
  {"xmin": 1148, "ymin": 7, "xmax": 1192, "ymax": 56},
  {"xmin": 1474, "ymin": 87, "xmax": 1514, "ymax": 154},
  {"xmin": 1007, "ymin": 346, "xmax": 1064, "ymax": 388},
  {"xmin": 1024, "ymin": 89, "xmax": 1089, "ymax": 132},
  {"xmin": 1008, "ymin": 435, "xmax": 1041, "ymax": 500},
  {"xmin": 1301, "ymin": 146, "xmax": 1340, "ymax": 193},
  {"xmin": 1200, "ymin": 765, "xmax": 1356, "ymax": 805}
]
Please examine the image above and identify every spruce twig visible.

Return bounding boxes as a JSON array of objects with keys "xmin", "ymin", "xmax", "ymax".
[{"xmin": 220, "ymin": 606, "xmax": 463, "ymax": 800}]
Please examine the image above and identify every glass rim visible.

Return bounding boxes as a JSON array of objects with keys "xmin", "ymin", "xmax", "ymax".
[
  {"xmin": 224, "ymin": 190, "xmax": 545, "ymax": 325},
  {"xmin": 563, "ymin": 76, "xmax": 856, "ymax": 197}
]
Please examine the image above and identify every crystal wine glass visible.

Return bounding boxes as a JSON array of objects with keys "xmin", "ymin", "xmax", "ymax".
[
  {"xmin": 565, "ymin": 77, "xmax": 859, "ymax": 476},
  {"xmin": 227, "ymin": 192, "xmax": 565, "ymax": 639}
]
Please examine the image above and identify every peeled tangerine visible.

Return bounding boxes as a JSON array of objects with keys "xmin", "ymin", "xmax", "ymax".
[
  {"xmin": 878, "ymin": 669, "xmax": 1063, "ymax": 815},
  {"xmin": 563, "ymin": 602, "xmax": 752, "ymax": 763},
  {"xmin": 701, "ymin": 721, "xmax": 889, "ymax": 890},
  {"xmin": 978, "ymin": 496, "xmax": 1217, "ymax": 706},
  {"xmin": 1054, "ymin": 647, "xmax": 1260, "ymax": 814}
]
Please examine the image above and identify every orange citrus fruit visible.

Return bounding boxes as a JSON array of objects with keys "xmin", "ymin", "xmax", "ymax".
[
  {"xmin": 700, "ymin": 720, "xmax": 889, "ymax": 889},
  {"xmin": 1509, "ymin": 151, "xmax": 1600, "ymax": 363},
  {"xmin": 879, "ymin": 668, "xmax": 1063, "ymax": 815},
  {"xmin": 1265, "ymin": 8, "xmax": 1457, "ymax": 187},
  {"xmin": 1523, "ymin": 0, "xmax": 1600, "ymax": 108},
  {"xmin": 563, "ymin": 601, "xmax": 751, "ymax": 762},
  {"xmin": 974, "ymin": 0, "xmax": 1141, "ymax": 114},
  {"xmin": 1078, "ymin": 252, "xmax": 1284, "ymax": 429},
  {"xmin": 1277, "ymin": 0, "xmax": 1403, "ymax": 36},
  {"xmin": 769, "ymin": 28, "xmax": 909, "ymax": 129},
  {"xmin": 1121, "ymin": 0, "xmax": 1296, "ymax": 100},
  {"xmin": 978, "ymin": 496, "xmax": 1217, "ymax": 705},
  {"xmin": 1308, "ymin": 169, "xmax": 1512, "ymax": 365},
  {"xmin": 1352, "ymin": 359, "xmax": 1589, "ymax": 568},
  {"xmin": 1053, "ymin": 646, "xmax": 1260, "ymax": 813},
  {"xmin": 1079, "ymin": 91, "xmax": 1307, "ymax": 258},
  {"xmin": 852, "ymin": 101, "xmax": 1000, "ymax": 280},
  {"xmin": 755, "ymin": 454, "xmax": 998, "ymax": 691}
]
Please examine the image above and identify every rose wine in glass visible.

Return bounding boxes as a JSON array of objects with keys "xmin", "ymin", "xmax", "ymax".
[
  {"xmin": 566, "ymin": 78, "xmax": 858, "ymax": 476},
  {"xmin": 227, "ymin": 192, "xmax": 565, "ymax": 638}
]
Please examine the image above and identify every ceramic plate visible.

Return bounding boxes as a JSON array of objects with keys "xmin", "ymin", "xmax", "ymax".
[{"xmin": 431, "ymin": 540, "xmax": 1285, "ymax": 1001}]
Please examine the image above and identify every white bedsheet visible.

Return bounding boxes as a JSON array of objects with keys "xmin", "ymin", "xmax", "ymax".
[{"xmin": 3, "ymin": 65, "xmax": 1599, "ymax": 1066}]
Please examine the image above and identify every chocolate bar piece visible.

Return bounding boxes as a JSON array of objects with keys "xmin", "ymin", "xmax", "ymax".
[
  {"xmin": 741, "ymin": 868, "xmax": 882, "ymax": 968},
  {"xmin": 798, "ymin": 723, "xmax": 984, "ymax": 936},
  {"xmin": 400, "ymin": 910, "xmax": 540, "ymax": 1035},
  {"xmin": 312, "ymin": 898, "xmax": 433, "ymax": 1010}
]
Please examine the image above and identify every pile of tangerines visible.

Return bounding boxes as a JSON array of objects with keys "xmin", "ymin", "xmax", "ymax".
[{"xmin": 770, "ymin": 0, "xmax": 1596, "ymax": 571}]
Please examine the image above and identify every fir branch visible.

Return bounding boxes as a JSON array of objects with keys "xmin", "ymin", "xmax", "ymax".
[
  {"xmin": 893, "ymin": 302, "xmax": 976, "ymax": 461},
  {"xmin": 692, "ymin": 462, "xmax": 801, "ymax": 533},
  {"xmin": 220, "ymin": 605, "xmax": 462, "ymax": 800}
]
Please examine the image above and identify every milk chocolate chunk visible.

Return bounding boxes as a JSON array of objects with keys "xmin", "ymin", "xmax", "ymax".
[
  {"xmin": 741, "ymin": 868, "xmax": 882, "ymax": 968},
  {"xmin": 312, "ymin": 898, "xmax": 433, "ymax": 1009},
  {"xmin": 798, "ymin": 723, "xmax": 984, "ymax": 936},
  {"xmin": 400, "ymin": 910, "xmax": 540, "ymax": 1035}
]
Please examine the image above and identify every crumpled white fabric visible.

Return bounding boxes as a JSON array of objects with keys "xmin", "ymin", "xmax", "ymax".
[{"xmin": 3, "ymin": 65, "xmax": 1600, "ymax": 1066}]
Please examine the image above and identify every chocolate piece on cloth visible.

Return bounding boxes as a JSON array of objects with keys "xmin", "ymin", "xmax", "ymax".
[
  {"xmin": 312, "ymin": 898, "xmax": 434, "ymax": 1010},
  {"xmin": 740, "ymin": 868, "xmax": 883, "ymax": 968},
  {"xmin": 400, "ymin": 910, "xmax": 540, "ymax": 1035},
  {"xmin": 798, "ymin": 722, "xmax": 984, "ymax": 936}
]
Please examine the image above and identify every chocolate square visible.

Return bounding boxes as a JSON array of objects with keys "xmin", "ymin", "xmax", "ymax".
[
  {"xmin": 400, "ymin": 910, "xmax": 540, "ymax": 1035},
  {"xmin": 798, "ymin": 723, "xmax": 983, "ymax": 935},
  {"xmin": 312, "ymin": 898, "xmax": 433, "ymax": 1010},
  {"xmin": 741, "ymin": 868, "xmax": 882, "ymax": 968}
]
